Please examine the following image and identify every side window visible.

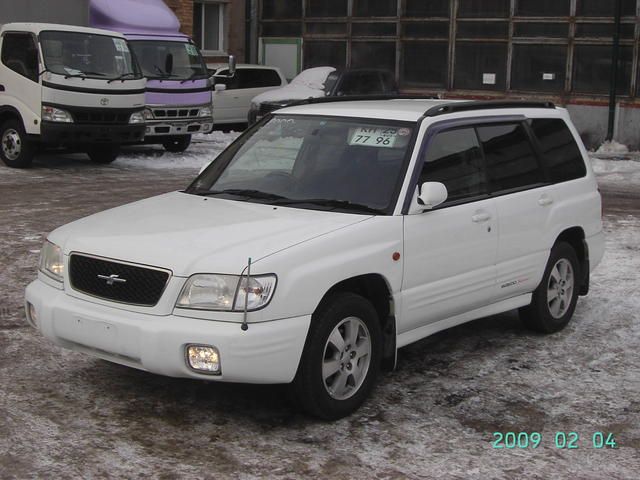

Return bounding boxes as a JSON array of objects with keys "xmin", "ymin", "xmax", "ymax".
[
  {"xmin": 1, "ymin": 33, "xmax": 39, "ymax": 82},
  {"xmin": 421, "ymin": 128, "xmax": 487, "ymax": 202},
  {"xmin": 245, "ymin": 69, "xmax": 283, "ymax": 88},
  {"xmin": 337, "ymin": 72, "xmax": 383, "ymax": 96},
  {"xmin": 477, "ymin": 123, "xmax": 544, "ymax": 192},
  {"xmin": 214, "ymin": 69, "xmax": 239, "ymax": 89},
  {"xmin": 529, "ymin": 118, "xmax": 587, "ymax": 183}
]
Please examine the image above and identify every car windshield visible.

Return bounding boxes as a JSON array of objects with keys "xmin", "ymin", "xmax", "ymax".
[
  {"xmin": 40, "ymin": 31, "xmax": 140, "ymax": 80},
  {"xmin": 129, "ymin": 40, "xmax": 208, "ymax": 80},
  {"xmin": 189, "ymin": 115, "xmax": 415, "ymax": 214}
]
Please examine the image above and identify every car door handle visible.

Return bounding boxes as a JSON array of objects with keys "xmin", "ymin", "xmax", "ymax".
[
  {"xmin": 472, "ymin": 212, "xmax": 492, "ymax": 223},
  {"xmin": 538, "ymin": 195, "xmax": 554, "ymax": 207}
]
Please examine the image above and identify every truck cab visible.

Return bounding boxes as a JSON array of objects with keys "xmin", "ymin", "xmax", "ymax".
[
  {"xmin": 0, "ymin": 22, "xmax": 146, "ymax": 168},
  {"xmin": 90, "ymin": 0, "xmax": 214, "ymax": 153}
]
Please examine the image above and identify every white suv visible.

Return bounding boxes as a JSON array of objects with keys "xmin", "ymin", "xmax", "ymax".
[{"xmin": 25, "ymin": 99, "xmax": 604, "ymax": 419}]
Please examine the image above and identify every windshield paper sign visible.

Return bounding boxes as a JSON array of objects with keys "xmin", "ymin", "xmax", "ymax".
[{"xmin": 348, "ymin": 127, "xmax": 400, "ymax": 148}]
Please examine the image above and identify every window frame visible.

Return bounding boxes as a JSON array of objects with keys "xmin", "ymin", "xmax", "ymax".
[
  {"xmin": 1, "ymin": 31, "xmax": 41, "ymax": 83},
  {"xmin": 194, "ymin": 1, "xmax": 226, "ymax": 55}
]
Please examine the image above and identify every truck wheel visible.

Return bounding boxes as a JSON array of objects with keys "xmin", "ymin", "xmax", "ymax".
[
  {"xmin": 292, "ymin": 293, "xmax": 382, "ymax": 420},
  {"xmin": 519, "ymin": 242, "xmax": 581, "ymax": 334},
  {"xmin": 163, "ymin": 135, "xmax": 191, "ymax": 153},
  {"xmin": 87, "ymin": 147, "xmax": 120, "ymax": 164},
  {"xmin": 0, "ymin": 119, "xmax": 36, "ymax": 168}
]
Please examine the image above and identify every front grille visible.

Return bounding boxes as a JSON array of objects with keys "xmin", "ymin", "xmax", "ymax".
[
  {"xmin": 73, "ymin": 111, "xmax": 130, "ymax": 124},
  {"xmin": 69, "ymin": 254, "xmax": 170, "ymax": 307},
  {"xmin": 153, "ymin": 108, "xmax": 200, "ymax": 119}
]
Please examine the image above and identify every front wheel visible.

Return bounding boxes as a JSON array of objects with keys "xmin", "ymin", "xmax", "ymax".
[
  {"xmin": 292, "ymin": 293, "xmax": 382, "ymax": 420},
  {"xmin": 520, "ymin": 242, "xmax": 581, "ymax": 333},
  {"xmin": 163, "ymin": 135, "xmax": 192, "ymax": 153},
  {"xmin": 0, "ymin": 119, "xmax": 36, "ymax": 168},
  {"xmin": 87, "ymin": 146, "xmax": 120, "ymax": 164}
]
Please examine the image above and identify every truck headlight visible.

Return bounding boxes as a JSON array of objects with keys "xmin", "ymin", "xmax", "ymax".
[
  {"xmin": 176, "ymin": 274, "xmax": 276, "ymax": 311},
  {"xmin": 199, "ymin": 106, "xmax": 213, "ymax": 117},
  {"xmin": 129, "ymin": 111, "xmax": 145, "ymax": 124},
  {"xmin": 42, "ymin": 106, "xmax": 74, "ymax": 123},
  {"xmin": 143, "ymin": 108, "xmax": 154, "ymax": 120},
  {"xmin": 39, "ymin": 240, "xmax": 64, "ymax": 282}
]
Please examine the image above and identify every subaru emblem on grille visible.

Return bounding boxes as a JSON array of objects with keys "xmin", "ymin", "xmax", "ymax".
[
  {"xmin": 97, "ymin": 274, "xmax": 127, "ymax": 286},
  {"xmin": 100, "ymin": 98, "xmax": 110, "ymax": 106}
]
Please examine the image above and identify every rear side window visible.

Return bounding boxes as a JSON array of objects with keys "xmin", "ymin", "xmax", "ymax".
[
  {"xmin": 216, "ymin": 68, "xmax": 283, "ymax": 89},
  {"xmin": 477, "ymin": 123, "xmax": 544, "ymax": 192},
  {"xmin": 529, "ymin": 118, "xmax": 587, "ymax": 183},
  {"xmin": 421, "ymin": 128, "xmax": 487, "ymax": 202},
  {"xmin": 2, "ymin": 33, "xmax": 39, "ymax": 82},
  {"xmin": 337, "ymin": 72, "xmax": 383, "ymax": 95}
]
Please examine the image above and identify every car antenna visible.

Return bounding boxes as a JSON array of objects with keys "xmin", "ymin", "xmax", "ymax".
[{"xmin": 241, "ymin": 257, "xmax": 252, "ymax": 331}]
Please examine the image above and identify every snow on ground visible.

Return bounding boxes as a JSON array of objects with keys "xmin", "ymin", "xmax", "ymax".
[{"xmin": 596, "ymin": 140, "xmax": 630, "ymax": 155}]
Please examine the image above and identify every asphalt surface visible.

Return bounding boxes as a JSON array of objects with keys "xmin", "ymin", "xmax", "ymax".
[{"xmin": 0, "ymin": 152, "xmax": 638, "ymax": 479}]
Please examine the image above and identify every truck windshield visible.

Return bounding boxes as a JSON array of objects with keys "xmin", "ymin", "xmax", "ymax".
[
  {"xmin": 129, "ymin": 41, "xmax": 208, "ymax": 80},
  {"xmin": 40, "ymin": 31, "xmax": 140, "ymax": 80},
  {"xmin": 189, "ymin": 115, "xmax": 415, "ymax": 215}
]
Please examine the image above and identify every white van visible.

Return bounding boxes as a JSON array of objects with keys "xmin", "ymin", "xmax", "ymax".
[{"xmin": 25, "ymin": 99, "xmax": 604, "ymax": 419}]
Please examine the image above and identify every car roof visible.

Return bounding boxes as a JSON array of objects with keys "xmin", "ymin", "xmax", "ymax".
[{"xmin": 276, "ymin": 99, "xmax": 565, "ymax": 123}]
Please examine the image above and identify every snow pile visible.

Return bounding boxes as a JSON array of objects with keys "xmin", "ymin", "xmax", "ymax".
[
  {"xmin": 590, "ymin": 155, "xmax": 640, "ymax": 187},
  {"xmin": 596, "ymin": 140, "xmax": 629, "ymax": 154},
  {"xmin": 114, "ymin": 131, "xmax": 240, "ymax": 171},
  {"xmin": 251, "ymin": 66, "xmax": 335, "ymax": 104}
]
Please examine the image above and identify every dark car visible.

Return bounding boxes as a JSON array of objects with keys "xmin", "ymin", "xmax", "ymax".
[{"xmin": 248, "ymin": 67, "xmax": 398, "ymax": 124}]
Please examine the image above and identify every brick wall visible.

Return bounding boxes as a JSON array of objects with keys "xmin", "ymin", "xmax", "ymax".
[{"xmin": 164, "ymin": 0, "xmax": 194, "ymax": 36}]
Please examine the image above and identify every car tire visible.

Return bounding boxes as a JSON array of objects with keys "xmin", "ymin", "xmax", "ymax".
[
  {"xmin": 292, "ymin": 292, "xmax": 382, "ymax": 420},
  {"xmin": 0, "ymin": 119, "xmax": 36, "ymax": 168},
  {"xmin": 163, "ymin": 135, "xmax": 192, "ymax": 153},
  {"xmin": 87, "ymin": 146, "xmax": 120, "ymax": 164},
  {"xmin": 520, "ymin": 242, "xmax": 581, "ymax": 334}
]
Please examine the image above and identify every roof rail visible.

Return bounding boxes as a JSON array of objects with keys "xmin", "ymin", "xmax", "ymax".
[
  {"xmin": 424, "ymin": 100, "xmax": 556, "ymax": 117},
  {"xmin": 284, "ymin": 94, "xmax": 440, "ymax": 108}
]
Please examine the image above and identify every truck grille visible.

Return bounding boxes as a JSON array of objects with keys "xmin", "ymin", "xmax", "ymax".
[
  {"xmin": 73, "ymin": 111, "xmax": 131, "ymax": 124},
  {"xmin": 69, "ymin": 254, "xmax": 171, "ymax": 307},
  {"xmin": 152, "ymin": 108, "xmax": 201, "ymax": 119}
]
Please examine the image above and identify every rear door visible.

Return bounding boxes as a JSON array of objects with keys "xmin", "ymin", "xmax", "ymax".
[
  {"xmin": 478, "ymin": 122, "xmax": 553, "ymax": 299},
  {"xmin": 401, "ymin": 127, "xmax": 499, "ymax": 334}
]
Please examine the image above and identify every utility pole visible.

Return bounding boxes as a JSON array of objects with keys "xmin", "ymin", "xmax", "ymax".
[{"xmin": 606, "ymin": 0, "xmax": 623, "ymax": 141}]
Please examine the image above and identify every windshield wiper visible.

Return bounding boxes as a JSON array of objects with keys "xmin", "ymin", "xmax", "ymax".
[
  {"xmin": 108, "ymin": 72, "xmax": 138, "ymax": 83},
  {"xmin": 192, "ymin": 189, "xmax": 290, "ymax": 201},
  {"xmin": 273, "ymin": 198, "xmax": 384, "ymax": 214},
  {"xmin": 63, "ymin": 71, "xmax": 107, "ymax": 79},
  {"xmin": 180, "ymin": 71, "xmax": 207, "ymax": 84}
]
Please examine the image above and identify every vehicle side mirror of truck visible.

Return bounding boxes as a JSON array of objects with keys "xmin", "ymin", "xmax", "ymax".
[
  {"xmin": 214, "ymin": 83, "xmax": 227, "ymax": 92},
  {"xmin": 409, "ymin": 182, "xmax": 448, "ymax": 214}
]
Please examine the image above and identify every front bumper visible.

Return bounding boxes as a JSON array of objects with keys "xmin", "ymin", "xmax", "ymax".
[
  {"xmin": 25, "ymin": 279, "xmax": 311, "ymax": 384},
  {"xmin": 144, "ymin": 117, "xmax": 214, "ymax": 137},
  {"xmin": 40, "ymin": 121, "xmax": 145, "ymax": 146}
]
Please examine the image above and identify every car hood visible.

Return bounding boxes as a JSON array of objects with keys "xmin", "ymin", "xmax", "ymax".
[{"xmin": 49, "ymin": 191, "xmax": 371, "ymax": 276}]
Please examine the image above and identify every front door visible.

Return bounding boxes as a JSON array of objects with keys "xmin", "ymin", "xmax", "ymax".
[{"xmin": 400, "ymin": 127, "xmax": 499, "ymax": 335}]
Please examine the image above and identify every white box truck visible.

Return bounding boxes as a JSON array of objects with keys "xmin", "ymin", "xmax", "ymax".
[{"xmin": 0, "ymin": 17, "xmax": 146, "ymax": 167}]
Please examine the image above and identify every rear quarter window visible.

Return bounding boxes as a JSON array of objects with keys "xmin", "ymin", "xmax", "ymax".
[{"xmin": 529, "ymin": 118, "xmax": 587, "ymax": 183}]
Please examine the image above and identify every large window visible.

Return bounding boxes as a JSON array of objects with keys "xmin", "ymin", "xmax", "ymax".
[
  {"xmin": 193, "ymin": 2, "xmax": 224, "ymax": 52},
  {"xmin": 402, "ymin": 41, "xmax": 448, "ymax": 88},
  {"xmin": 306, "ymin": 0, "xmax": 347, "ymax": 17},
  {"xmin": 353, "ymin": 0, "xmax": 398, "ymax": 17},
  {"xmin": 576, "ymin": 0, "xmax": 637, "ymax": 17},
  {"xmin": 351, "ymin": 42, "xmax": 396, "ymax": 72},
  {"xmin": 454, "ymin": 42, "xmax": 507, "ymax": 91},
  {"xmin": 261, "ymin": 0, "xmax": 301, "ymax": 19},
  {"xmin": 511, "ymin": 45, "xmax": 567, "ymax": 92},
  {"xmin": 573, "ymin": 45, "xmax": 633, "ymax": 94},
  {"xmin": 421, "ymin": 128, "xmax": 486, "ymax": 202},
  {"xmin": 405, "ymin": 0, "xmax": 450, "ymax": 17},
  {"xmin": 515, "ymin": 0, "xmax": 570, "ymax": 16},
  {"xmin": 458, "ymin": 0, "xmax": 510, "ymax": 18},
  {"xmin": 477, "ymin": 124, "xmax": 544, "ymax": 192},
  {"xmin": 304, "ymin": 41, "xmax": 346, "ymax": 69},
  {"xmin": 2, "ymin": 33, "xmax": 39, "ymax": 82}
]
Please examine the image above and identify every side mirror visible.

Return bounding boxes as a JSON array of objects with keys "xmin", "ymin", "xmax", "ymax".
[
  {"xmin": 228, "ymin": 55, "xmax": 236, "ymax": 77},
  {"xmin": 214, "ymin": 83, "xmax": 227, "ymax": 92},
  {"xmin": 409, "ymin": 182, "xmax": 448, "ymax": 214}
]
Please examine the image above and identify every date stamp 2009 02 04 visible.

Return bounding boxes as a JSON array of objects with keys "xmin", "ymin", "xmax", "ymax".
[{"xmin": 492, "ymin": 432, "xmax": 618, "ymax": 450}]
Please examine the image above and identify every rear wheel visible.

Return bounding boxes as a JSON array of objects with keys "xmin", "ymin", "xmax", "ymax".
[
  {"xmin": 0, "ymin": 119, "xmax": 36, "ymax": 168},
  {"xmin": 87, "ymin": 146, "xmax": 120, "ymax": 164},
  {"xmin": 163, "ymin": 135, "xmax": 192, "ymax": 153},
  {"xmin": 520, "ymin": 242, "xmax": 581, "ymax": 333},
  {"xmin": 292, "ymin": 293, "xmax": 382, "ymax": 420}
]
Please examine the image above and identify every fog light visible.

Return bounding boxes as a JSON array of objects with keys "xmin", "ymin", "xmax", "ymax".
[
  {"xmin": 26, "ymin": 302, "xmax": 37, "ymax": 327},
  {"xmin": 186, "ymin": 345, "xmax": 221, "ymax": 374}
]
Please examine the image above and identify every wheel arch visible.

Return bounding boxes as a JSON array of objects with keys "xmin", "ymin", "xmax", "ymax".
[
  {"xmin": 0, "ymin": 106, "xmax": 25, "ymax": 130},
  {"xmin": 554, "ymin": 226, "xmax": 589, "ymax": 295},
  {"xmin": 315, "ymin": 273, "xmax": 397, "ymax": 371}
]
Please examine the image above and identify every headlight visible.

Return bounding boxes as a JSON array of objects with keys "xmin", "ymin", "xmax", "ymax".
[
  {"xmin": 199, "ymin": 106, "xmax": 213, "ymax": 117},
  {"xmin": 176, "ymin": 274, "xmax": 277, "ymax": 312},
  {"xmin": 129, "ymin": 111, "xmax": 145, "ymax": 124},
  {"xmin": 39, "ymin": 240, "xmax": 64, "ymax": 282},
  {"xmin": 143, "ymin": 108, "xmax": 154, "ymax": 120},
  {"xmin": 42, "ymin": 106, "xmax": 74, "ymax": 123}
]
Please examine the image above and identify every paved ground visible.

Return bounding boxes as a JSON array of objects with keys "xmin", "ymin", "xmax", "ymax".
[{"xmin": 0, "ymin": 146, "xmax": 638, "ymax": 479}]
